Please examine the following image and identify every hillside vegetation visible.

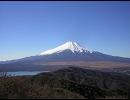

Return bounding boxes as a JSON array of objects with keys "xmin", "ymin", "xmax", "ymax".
[{"xmin": 0, "ymin": 66, "xmax": 130, "ymax": 99}]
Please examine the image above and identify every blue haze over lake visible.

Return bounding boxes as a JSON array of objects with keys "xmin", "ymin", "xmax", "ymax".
[{"xmin": 6, "ymin": 71, "xmax": 49, "ymax": 76}]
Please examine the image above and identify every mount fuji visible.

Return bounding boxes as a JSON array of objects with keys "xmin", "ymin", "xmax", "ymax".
[
  {"xmin": 0, "ymin": 41, "xmax": 130, "ymax": 72},
  {"xmin": 40, "ymin": 41, "xmax": 91, "ymax": 55}
]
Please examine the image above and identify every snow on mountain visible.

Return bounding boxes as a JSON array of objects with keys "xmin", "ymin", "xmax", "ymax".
[{"xmin": 40, "ymin": 41, "xmax": 92, "ymax": 55}]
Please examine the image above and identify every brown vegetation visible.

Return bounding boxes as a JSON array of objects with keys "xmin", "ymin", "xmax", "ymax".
[{"xmin": 0, "ymin": 67, "xmax": 130, "ymax": 99}]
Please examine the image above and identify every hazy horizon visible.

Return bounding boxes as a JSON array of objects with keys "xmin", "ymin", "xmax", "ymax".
[{"xmin": 0, "ymin": 1, "xmax": 130, "ymax": 61}]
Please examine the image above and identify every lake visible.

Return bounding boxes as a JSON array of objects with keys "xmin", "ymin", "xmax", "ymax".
[{"xmin": 4, "ymin": 71, "xmax": 49, "ymax": 76}]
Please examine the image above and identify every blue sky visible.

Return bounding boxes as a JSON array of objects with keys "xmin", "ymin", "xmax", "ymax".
[{"xmin": 0, "ymin": 1, "xmax": 130, "ymax": 61}]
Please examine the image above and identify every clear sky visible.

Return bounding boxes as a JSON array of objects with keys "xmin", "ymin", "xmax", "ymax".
[{"xmin": 0, "ymin": 1, "xmax": 130, "ymax": 61}]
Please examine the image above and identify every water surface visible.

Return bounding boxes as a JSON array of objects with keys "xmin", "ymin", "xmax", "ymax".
[{"xmin": 6, "ymin": 71, "xmax": 49, "ymax": 76}]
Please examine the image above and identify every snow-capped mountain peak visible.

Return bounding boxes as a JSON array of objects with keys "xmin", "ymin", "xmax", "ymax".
[{"xmin": 40, "ymin": 41, "xmax": 91, "ymax": 55}]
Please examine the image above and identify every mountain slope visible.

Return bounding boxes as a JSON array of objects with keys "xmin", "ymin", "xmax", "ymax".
[
  {"xmin": 0, "ymin": 41, "xmax": 130, "ymax": 72},
  {"xmin": 33, "ymin": 67, "xmax": 130, "ymax": 99},
  {"xmin": 1, "ymin": 41, "xmax": 130, "ymax": 64},
  {"xmin": 2, "ymin": 67, "xmax": 130, "ymax": 99}
]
